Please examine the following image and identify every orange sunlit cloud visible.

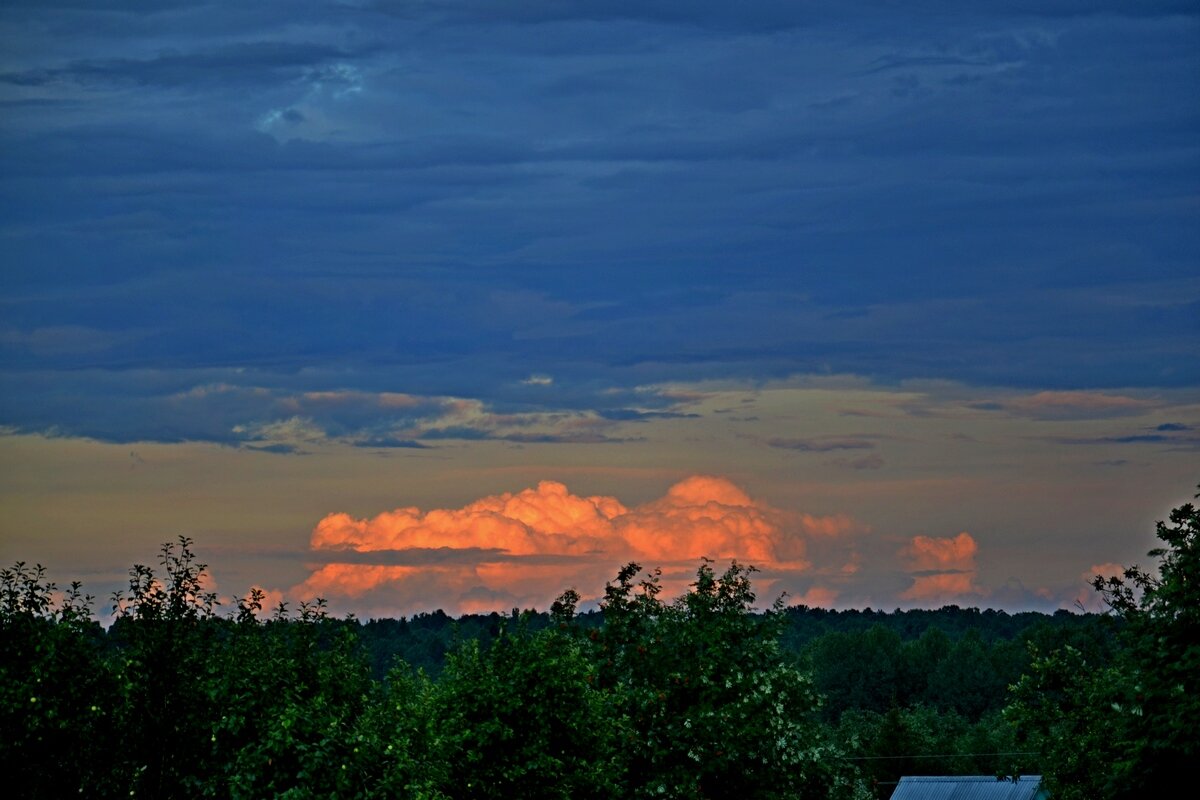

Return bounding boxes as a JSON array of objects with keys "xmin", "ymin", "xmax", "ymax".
[
  {"xmin": 900, "ymin": 571, "xmax": 979, "ymax": 601},
  {"xmin": 794, "ymin": 586, "xmax": 840, "ymax": 607},
  {"xmin": 1086, "ymin": 562, "xmax": 1126, "ymax": 579},
  {"xmin": 901, "ymin": 532, "xmax": 977, "ymax": 571},
  {"xmin": 899, "ymin": 532, "xmax": 982, "ymax": 602},
  {"xmin": 290, "ymin": 475, "xmax": 859, "ymax": 616},
  {"xmin": 1069, "ymin": 561, "xmax": 1128, "ymax": 611},
  {"xmin": 800, "ymin": 512, "xmax": 862, "ymax": 539}
]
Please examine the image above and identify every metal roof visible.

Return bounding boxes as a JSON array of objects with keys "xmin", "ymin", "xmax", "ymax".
[{"xmin": 888, "ymin": 775, "xmax": 1046, "ymax": 800}]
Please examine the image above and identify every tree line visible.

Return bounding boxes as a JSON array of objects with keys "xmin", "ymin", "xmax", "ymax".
[{"xmin": 2, "ymin": 490, "xmax": 1196, "ymax": 799}]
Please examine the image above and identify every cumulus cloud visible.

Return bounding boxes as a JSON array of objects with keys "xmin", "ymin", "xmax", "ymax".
[
  {"xmin": 1087, "ymin": 562, "xmax": 1127, "ymax": 580},
  {"xmin": 1069, "ymin": 562, "xmax": 1128, "ymax": 612},
  {"xmin": 290, "ymin": 475, "xmax": 860, "ymax": 616},
  {"xmin": 900, "ymin": 571, "xmax": 979, "ymax": 602},
  {"xmin": 792, "ymin": 585, "xmax": 840, "ymax": 608},
  {"xmin": 796, "ymin": 512, "xmax": 861, "ymax": 539},
  {"xmin": 902, "ymin": 532, "xmax": 977, "ymax": 571},
  {"xmin": 898, "ymin": 532, "xmax": 982, "ymax": 603}
]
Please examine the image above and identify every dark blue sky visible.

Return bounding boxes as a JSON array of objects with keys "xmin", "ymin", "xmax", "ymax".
[
  {"xmin": 0, "ymin": 2, "xmax": 1197, "ymax": 615},
  {"xmin": 2, "ymin": 0, "xmax": 1197, "ymax": 446}
]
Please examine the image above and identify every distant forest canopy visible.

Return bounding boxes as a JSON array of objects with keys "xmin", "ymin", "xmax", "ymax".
[
  {"xmin": 353, "ymin": 601, "xmax": 1112, "ymax": 706},
  {"xmin": 2, "ymin": 487, "xmax": 1195, "ymax": 800}
]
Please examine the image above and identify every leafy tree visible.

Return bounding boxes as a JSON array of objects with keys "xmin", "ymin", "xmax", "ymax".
[
  {"xmin": 1007, "ymin": 486, "xmax": 1200, "ymax": 798},
  {"xmin": 1005, "ymin": 642, "xmax": 1125, "ymax": 798},
  {"xmin": 360, "ymin": 663, "xmax": 447, "ymax": 799},
  {"xmin": 8, "ymin": 532, "xmax": 1140, "ymax": 800},
  {"xmin": 834, "ymin": 705, "xmax": 1025, "ymax": 799},
  {"xmin": 925, "ymin": 630, "xmax": 1007, "ymax": 720},
  {"xmin": 1090, "ymin": 487, "xmax": 1199, "ymax": 791},
  {"xmin": 106, "ymin": 536, "xmax": 226, "ymax": 797},
  {"xmin": 0, "ymin": 564, "xmax": 120, "ymax": 798},
  {"xmin": 809, "ymin": 626, "xmax": 903, "ymax": 719},
  {"xmin": 197, "ymin": 600, "xmax": 367, "ymax": 798},
  {"xmin": 432, "ymin": 608, "xmax": 619, "ymax": 800},
  {"xmin": 898, "ymin": 626, "xmax": 951, "ymax": 706},
  {"xmin": 214, "ymin": 615, "xmax": 429, "ymax": 799},
  {"xmin": 597, "ymin": 560, "xmax": 868, "ymax": 800}
]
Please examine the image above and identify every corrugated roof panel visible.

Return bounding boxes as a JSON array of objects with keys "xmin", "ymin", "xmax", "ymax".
[{"xmin": 888, "ymin": 775, "xmax": 1045, "ymax": 800}]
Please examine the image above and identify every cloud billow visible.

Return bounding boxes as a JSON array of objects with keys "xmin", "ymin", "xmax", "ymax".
[
  {"xmin": 899, "ymin": 532, "xmax": 982, "ymax": 603},
  {"xmin": 291, "ymin": 475, "xmax": 861, "ymax": 616}
]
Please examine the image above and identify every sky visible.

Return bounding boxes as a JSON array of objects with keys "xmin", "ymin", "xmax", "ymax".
[{"xmin": 0, "ymin": 1, "xmax": 1197, "ymax": 619}]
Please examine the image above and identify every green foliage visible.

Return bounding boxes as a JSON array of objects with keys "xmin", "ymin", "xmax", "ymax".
[
  {"xmin": 5, "ymin": 530, "xmax": 1162, "ymax": 800},
  {"xmin": 781, "ymin": 604, "xmax": 1085, "ymax": 649},
  {"xmin": 0, "ymin": 563, "xmax": 120, "ymax": 799},
  {"xmin": 433, "ymin": 613, "xmax": 618, "ymax": 799},
  {"xmin": 596, "ymin": 560, "xmax": 868, "ymax": 800},
  {"xmin": 808, "ymin": 622, "xmax": 1035, "ymax": 722},
  {"xmin": 834, "ymin": 706, "xmax": 1025, "ymax": 799},
  {"xmin": 1096, "ymin": 490, "xmax": 1200, "ymax": 786},
  {"xmin": 923, "ymin": 630, "xmax": 1009, "ymax": 719},
  {"xmin": 1006, "ymin": 486, "xmax": 1200, "ymax": 799},
  {"xmin": 203, "ymin": 614, "xmax": 398, "ymax": 799},
  {"xmin": 1006, "ymin": 645, "xmax": 1125, "ymax": 800},
  {"xmin": 809, "ymin": 626, "xmax": 903, "ymax": 717},
  {"xmin": 106, "ymin": 536, "xmax": 227, "ymax": 798}
]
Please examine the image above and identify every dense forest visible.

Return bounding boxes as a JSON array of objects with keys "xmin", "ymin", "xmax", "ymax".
[{"xmin": 2, "ymin": 494, "xmax": 1196, "ymax": 799}]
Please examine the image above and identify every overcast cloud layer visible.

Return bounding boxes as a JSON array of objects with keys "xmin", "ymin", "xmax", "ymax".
[{"xmin": 0, "ymin": 2, "xmax": 1196, "ymax": 614}]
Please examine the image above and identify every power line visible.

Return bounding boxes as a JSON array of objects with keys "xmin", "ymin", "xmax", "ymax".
[{"xmin": 840, "ymin": 751, "xmax": 1038, "ymax": 761}]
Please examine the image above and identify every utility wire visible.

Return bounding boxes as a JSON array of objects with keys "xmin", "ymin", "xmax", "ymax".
[{"xmin": 840, "ymin": 751, "xmax": 1038, "ymax": 761}]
